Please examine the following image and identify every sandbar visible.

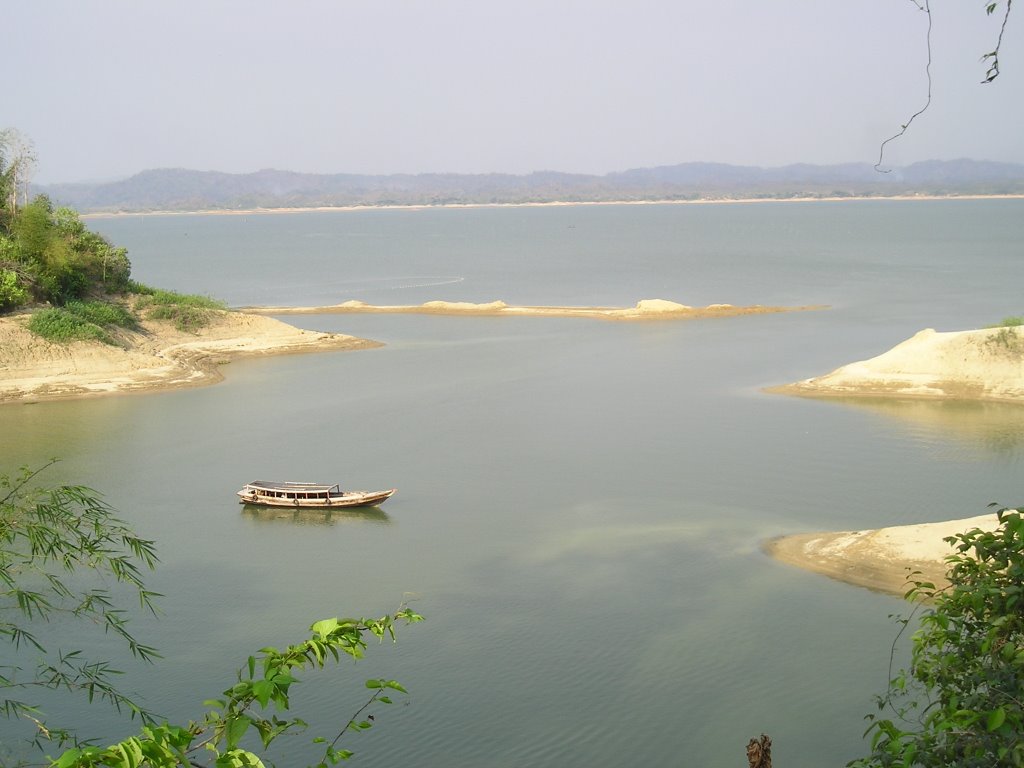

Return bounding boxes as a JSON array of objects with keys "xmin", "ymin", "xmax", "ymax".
[
  {"xmin": 0, "ymin": 310, "xmax": 379, "ymax": 404},
  {"xmin": 770, "ymin": 326, "xmax": 1024, "ymax": 404},
  {"xmin": 246, "ymin": 298, "xmax": 824, "ymax": 320},
  {"xmin": 764, "ymin": 514, "xmax": 1000, "ymax": 595},
  {"xmin": 766, "ymin": 327, "xmax": 1020, "ymax": 594},
  {"xmin": 79, "ymin": 193, "xmax": 1024, "ymax": 220},
  {"xmin": 1, "ymin": 296, "xmax": 817, "ymax": 404}
]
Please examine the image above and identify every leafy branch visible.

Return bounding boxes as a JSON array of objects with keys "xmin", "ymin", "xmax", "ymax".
[
  {"xmin": 851, "ymin": 506, "xmax": 1024, "ymax": 767},
  {"xmin": 1, "ymin": 461, "xmax": 162, "ymax": 749},
  {"xmin": 50, "ymin": 608, "xmax": 424, "ymax": 768},
  {"xmin": 983, "ymin": 1, "xmax": 1015, "ymax": 83}
]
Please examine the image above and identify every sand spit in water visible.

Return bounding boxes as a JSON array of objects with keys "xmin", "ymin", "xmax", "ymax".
[
  {"xmin": 245, "ymin": 298, "xmax": 824, "ymax": 320},
  {"xmin": 765, "ymin": 514, "xmax": 1001, "ymax": 595},
  {"xmin": 0, "ymin": 310, "xmax": 379, "ymax": 404}
]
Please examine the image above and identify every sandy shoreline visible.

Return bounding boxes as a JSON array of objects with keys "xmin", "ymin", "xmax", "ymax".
[
  {"xmin": 0, "ymin": 310, "xmax": 379, "ymax": 404},
  {"xmin": 765, "ymin": 514, "xmax": 1000, "ymax": 595},
  {"xmin": 242, "ymin": 298, "xmax": 824, "ymax": 321},
  {"xmin": 764, "ymin": 326, "xmax": 1022, "ymax": 593},
  {"xmin": 79, "ymin": 193, "xmax": 1024, "ymax": 220},
  {"xmin": 0, "ymin": 297, "xmax": 815, "ymax": 405}
]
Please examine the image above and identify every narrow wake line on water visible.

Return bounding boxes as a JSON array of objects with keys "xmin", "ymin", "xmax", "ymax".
[{"xmin": 376, "ymin": 275, "xmax": 466, "ymax": 292}]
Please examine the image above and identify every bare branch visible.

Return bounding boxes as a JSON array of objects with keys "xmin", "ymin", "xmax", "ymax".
[{"xmin": 876, "ymin": 0, "xmax": 934, "ymax": 173}]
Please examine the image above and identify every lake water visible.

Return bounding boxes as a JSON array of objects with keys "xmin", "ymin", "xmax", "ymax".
[{"xmin": 3, "ymin": 200, "xmax": 1024, "ymax": 767}]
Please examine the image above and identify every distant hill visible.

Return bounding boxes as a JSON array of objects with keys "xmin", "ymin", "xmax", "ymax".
[{"xmin": 37, "ymin": 160, "xmax": 1024, "ymax": 214}]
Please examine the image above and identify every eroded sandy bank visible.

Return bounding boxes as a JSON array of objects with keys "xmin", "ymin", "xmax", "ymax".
[
  {"xmin": 0, "ymin": 310, "xmax": 379, "ymax": 404},
  {"xmin": 765, "ymin": 514, "xmax": 1000, "ymax": 595}
]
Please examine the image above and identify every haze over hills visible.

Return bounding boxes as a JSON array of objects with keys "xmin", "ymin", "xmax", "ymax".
[{"xmin": 37, "ymin": 159, "xmax": 1024, "ymax": 214}]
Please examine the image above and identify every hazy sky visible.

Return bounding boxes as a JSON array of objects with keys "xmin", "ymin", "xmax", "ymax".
[{"xmin": 7, "ymin": 0, "xmax": 1023, "ymax": 184}]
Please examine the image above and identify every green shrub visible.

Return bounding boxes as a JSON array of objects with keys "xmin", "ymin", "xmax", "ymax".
[
  {"xmin": 0, "ymin": 268, "xmax": 28, "ymax": 310},
  {"xmin": 986, "ymin": 315, "xmax": 1024, "ymax": 328},
  {"xmin": 133, "ymin": 288, "xmax": 227, "ymax": 332},
  {"xmin": 985, "ymin": 326, "xmax": 1022, "ymax": 355},
  {"xmin": 126, "ymin": 280, "xmax": 156, "ymax": 295},
  {"xmin": 144, "ymin": 288, "xmax": 226, "ymax": 311},
  {"xmin": 146, "ymin": 304, "xmax": 219, "ymax": 333},
  {"xmin": 65, "ymin": 299, "xmax": 138, "ymax": 329},
  {"xmin": 852, "ymin": 508, "xmax": 1024, "ymax": 767},
  {"xmin": 27, "ymin": 307, "xmax": 114, "ymax": 344}
]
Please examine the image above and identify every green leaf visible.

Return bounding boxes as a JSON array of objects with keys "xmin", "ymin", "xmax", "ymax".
[
  {"xmin": 252, "ymin": 679, "xmax": 274, "ymax": 708},
  {"xmin": 311, "ymin": 618, "xmax": 340, "ymax": 637},
  {"xmin": 225, "ymin": 715, "xmax": 252, "ymax": 749},
  {"xmin": 987, "ymin": 707, "xmax": 1007, "ymax": 731},
  {"xmin": 53, "ymin": 749, "xmax": 83, "ymax": 768}
]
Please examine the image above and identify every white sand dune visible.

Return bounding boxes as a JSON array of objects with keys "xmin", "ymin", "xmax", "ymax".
[{"xmin": 772, "ymin": 326, "xmax": 1024, "ymax": 403}]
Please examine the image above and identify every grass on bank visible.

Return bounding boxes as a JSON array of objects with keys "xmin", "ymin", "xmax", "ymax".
[
  {"xmin": 28, "ymin": 306, "xmax": 118, "ymax": 345},
  {"xmin": 26, "ymin": 288, "xmax": 229, "ymax": 343},
  {"xmin": 64, "ymin": 299, "xmax": 138, "ymax": 330},
  {"xmin": 28, "ymin": 299, "xmax": 140, "ymax": 344},
  {"xmin": 130, "ymin": 283, "xmax": 228, "ymax": 333},
  {"xmin": 984, "ymin": 315, "xmax": 1024, "ymax": 355}
]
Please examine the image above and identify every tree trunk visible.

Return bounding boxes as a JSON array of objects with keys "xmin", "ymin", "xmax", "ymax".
[{"xmin": 746, "ymin": 734, "xmax": 771, "ymax": 768}]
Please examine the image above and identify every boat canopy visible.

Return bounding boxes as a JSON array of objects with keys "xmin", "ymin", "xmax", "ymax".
[{"xmin": 245, "ymin": 481, "xmax": 341, "ymax": 493}]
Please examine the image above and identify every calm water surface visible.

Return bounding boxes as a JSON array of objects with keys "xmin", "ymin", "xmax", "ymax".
[{"xmin": 3, "ymin": 200, "xmax": 1024, "ymax": 767}]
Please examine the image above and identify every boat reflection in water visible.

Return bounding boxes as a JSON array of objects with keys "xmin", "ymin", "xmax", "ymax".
[{"xmin": 241, "ymin": 504, "xmax": 392, "ymax": 526}]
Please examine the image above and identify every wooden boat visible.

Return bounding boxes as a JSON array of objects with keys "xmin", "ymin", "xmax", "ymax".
[{"xmin": 237, "ymin": 481, "xmax": 396, "ymax": 509}]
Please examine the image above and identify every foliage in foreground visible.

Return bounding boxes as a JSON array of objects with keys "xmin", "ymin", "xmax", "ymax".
[
  {"xmin": 2, "ymin": 464, "xmax": 422, "ymax": 768},
  {"xmin": 0, "ymin": 462, "xmax": 161, "ymax": 749},
  {"xmin": 52, "ymin": 610, "xmax": 422, "ymax": 768},
  {"xmin": 851, "ymin": 507, "xmax": 1024, "ymax": 768}
]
